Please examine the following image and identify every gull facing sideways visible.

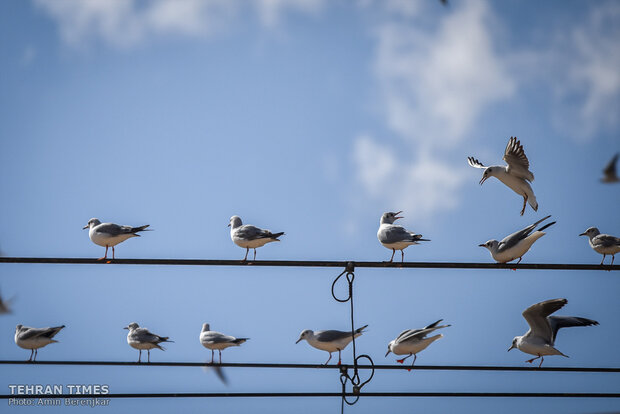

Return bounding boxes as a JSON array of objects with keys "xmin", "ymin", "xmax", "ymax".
[
  {"xmin": 296, "ymin": 325, "xmax": 368, "ymax": 365},
  {"xmin": 15, "ymin": 324, "xmax": 65, "ymax": 361},
  {"xmin": 200, "ymin": 323, "xmax": 249, "ymax": 364},
  {"xmin": 125, "ymin": 322, "xmax": 173, "ymax": 363},
  {"xmin": 229, "ymin": 216, "xmax": 284, "ymax": 261},
  {"xmin": 508, "ymin": 298, "xmax": 598, "ymax": 367},
  {"xmin": 479, "ymin": 215, "xmax": 555, "ymax": 264},
  {"xmin": 579, "ymin": 227, "xmax": 620, "ymax": 265},
  {"xmin": 83, "ymin": 218, "xmax": 150, "ymax": 260},
  {"xmin": 377, "ymin": 211, "xmax": 429, "ymax": 263},
  {"xmin": 385, "ymin": 319, "xmax": 450, "ymax": 367},
  {"xmin": 468, "ymin": 137, "xmax": 537, "ymax": 216}
]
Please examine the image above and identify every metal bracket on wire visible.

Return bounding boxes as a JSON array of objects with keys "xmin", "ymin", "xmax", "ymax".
[{"xmin": 331, "ymin": 262, "xmax": 375, "ymax": 410}]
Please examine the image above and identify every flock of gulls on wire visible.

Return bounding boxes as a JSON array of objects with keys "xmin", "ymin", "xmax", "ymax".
[{"xmin": 7, "ymin": 138, "xmax": 620, "ymax": 369}]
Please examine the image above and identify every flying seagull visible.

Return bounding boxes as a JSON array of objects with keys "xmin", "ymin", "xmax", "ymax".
[
  {"xmin": 200, "ymin": 323, "xmax": 249, "ymax": 364},
  {"xmin": 124, "ymin": 322, "xmax": 172, "ymax": 363},
  {"xmin": 83, "ymin": 218, "xmax": 150, "ymax": 260},
  {"xmin": 479, "ymin": 215, "xmax": 555, "ymax": 264},
  {"xmin": 468, "ymin": 137, "xmax": 537, "ymax": 215},
  {"xmin": 579, "ymin": 227, "xmax": 620, "ymax": 265},
  {"xmin": 601, "ymin": 153, "xmax": 619, "ymax": 183},
  {"xmin": 508, "ymin": 298, "xmax": 598, "ymax": 367},
  {"xmin": 377, "ymin": 211, "xmax": 429, "ymax": 262},
  {"xmin": 229, "ymin": 216, "xmax": 284, "ymax": 261},
  {"xmin": 15, "ymin": 324, "xmax": 65, "ymax": 361},
  {"xmin": 296, "ymin": 325, "xmax": 368, "ymax": 365},
  {"xmin": 386, "ymin": 319, "xmax": 450, "ymax": 367}
]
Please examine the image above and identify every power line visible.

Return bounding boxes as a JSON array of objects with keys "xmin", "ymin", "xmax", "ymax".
[
  {"xmin": 1, "ymin": 360, "xmax": 618, "ymax": 372},
  {"xmin": 0, "ymin": 257, "xmax": 617, "ymax": 270}
]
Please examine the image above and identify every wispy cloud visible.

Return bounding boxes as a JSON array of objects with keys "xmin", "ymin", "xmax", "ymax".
[{"xmin": 353, "ymin": 0, "xmax": 514, "ymax": 219}]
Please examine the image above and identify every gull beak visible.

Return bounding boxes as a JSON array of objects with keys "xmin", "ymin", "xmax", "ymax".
[
  {"xmin": 394, "ymin": 211, "xmax": 403, "ymax": 220},
  {"xmin": 507, "ymin": 344, "xmax": 515, "ymax": 352},
  {"xmin": 479, "ymin": 175, "xmax": 488, "ymax": 185},
  {"xmin": 295, "ymin": 337, "xmax": 302, "ymax": 344},
  {"xmin": 227, "ymin": 223, "xmax": 231, "ymax": 227},
  {"xmin": 478, "ymin": 244, "xmax": 486, "ymax": 247},
  {"xmin": 82, "ymin": 224, "xmax": 89, "ymax": 230},
  {"xmin": 123, "ymin": 326, "xmax": 129, "ymax": 330},
  {"xmin": 578, "ymin": 232, "xmax": 586, "ymax": 236},
  {"xmin": 385, "ymin": 349, "xmax": 391, "ymax": 357}
]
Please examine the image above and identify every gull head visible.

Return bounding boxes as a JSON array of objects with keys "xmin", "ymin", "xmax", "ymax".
[
  {"xmin": 83, "ymin": 218, "xmax": 101, "ymax": 230},
  {"xmin": 385, "ymin": 340, "xmax": 395, "ymax": 357},
  {"xmin": 380, "ymin": 211, "xmax": 403, "ymax": 225},
  {"xmin": 479, "ymin": 167, "xmax": 497, "ymax": 185},
  {"xmin": 124, "ymin": 322, "xmax": 140, "ymax": 331},
  {"xmin": 579, "ymin": 227, "xmax": 600, "ymax": 238},
  {"xmin": 508, "ymin": 337, "xmax": 519, "ymax": 352},
  {"xmin": 15, "ymin": 324, "xmax": 23, "ymax": 334},
  {"xmin": 296, "ymin": 329, "xmax": 313, "ymax": 344},
  {"xmin": 229, "ymin": 216, "xmax": 242, "ymax": 229},
  {"xmin": 202, "ymin": 323, "xmax": 211, "ymax": 332},
  {"xmin": 479, "ymin": 240, "xmax": 499, "ymax": 253}
]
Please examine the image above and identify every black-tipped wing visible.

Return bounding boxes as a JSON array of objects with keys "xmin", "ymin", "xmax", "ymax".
[
  {"xmin": 522, "ymin": 298, "xmax": 567, "ymax": 340},
  {"xmin": 503, "ymin": 137, "xmax": 534, "ymax": 181},
  {"xmin": 315, "ymin": 330, "xmax": 354, "ymax": 342},
  {"xmin": 548, "ymin": 316, "xmax": 598, "ymax": 343},
  {"xmin": 19, "ymin": 325, "xmax": 64, "ymax": 341},
  {"xmin": 236, "ymin": 225, "xmax": 282, "ymax": 241},
  {"xmin": 96, "ymin": 223, "xmax": 149, "ymax": 236},
  {"xmin": 498, "ymin": 215, "xmax": 551, "ymax": 251},
  {"xmin": 603, "ymin": 153, "xmax": 618, "ymax": 177},
  {"xmin": 467, "ymin": 157, "xmax": 485, "ymax": 169}
]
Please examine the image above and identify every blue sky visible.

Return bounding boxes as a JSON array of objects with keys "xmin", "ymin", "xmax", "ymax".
[{"xmin": 1, "ymin": 0, "xmax": 619, "ymax": 412}]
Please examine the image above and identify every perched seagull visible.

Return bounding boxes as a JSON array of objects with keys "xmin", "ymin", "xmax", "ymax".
[
  {"xmin": 385, "ymin": 319, "xmax": 450, "ymax": 367},
  {"xmin": 83, "ymin": 218, "xmax": 150, "ymax": 260},
  {"xmin": 579, "ymin": 227, "xmax": 620, "ymax": 265},
  {"xmin": 124, "ymin": 322, "xmax": 172, "ymax": 363},
  {"xmin": 200, "ymin": 323, "xmax": 249, "ymax": 364},
  {"xmin": 468, "ymin": 137, "xmax": 537, "ymax": 216},
  {"xmin": 479, "ymin": 215, "xmax": 555, "ymax": 264},
  {"xmin": 228, "ymin": 216, "xmax": 284, "ymax": 261},
  {"xmin": 377, "ymin": 211, "xmax": 429, "ymax": 263},
  {"xmin": 601, "ymin": 153, "xmax": 619, "ymax": 183},
  {"xmin": 15, "ymin": 324, "xmax": 65, "ymax": 361},
  {"xmin": 296, "ymin": 325, "xmax": 368, "ymax": 365},
  {"xmin": 508, "ymin": 298, "xmax": 598, "ymax": 367}
]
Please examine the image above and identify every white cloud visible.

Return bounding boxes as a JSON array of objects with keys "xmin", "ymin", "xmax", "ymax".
[
  {"xmin": 255, "ymin": 0, "xmax": 324, "ymax": 28},
  {"xmin": 353, "ymin": 0, "xmax": 514, "ymax": 219}
]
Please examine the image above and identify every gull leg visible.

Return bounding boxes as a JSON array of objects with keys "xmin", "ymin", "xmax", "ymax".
[
  {"xmin": 397, "ymin": 353, "xmax": 412, "ymax": 364},
  {"xmin": 28, "ymin": 349, "xmax": 33, "ymax": 362},
  {"xmin": 401, "ymin": 250, "xmax": 404, "ymax": 263},
  {"xmin": 253, "ymin": 249, "xmax": 257, "ymax": 261},
  {"xmin": 148, "ymin": 349, "xmax": 151, "ymax": 363},
  {"xmin": 138, "ymin": 350, "xmax": 142, "ymax": 363},
  {"xmin": 388, "ymin": 249, "xmax": 395, "ymax": 263},
  {"xmin": 211, "ymin": 350, "xmax": 214, "ymax": 364},
  {"xmin": 324, "ymin": 352, "xmax": 332, "ymax": 365},
  {"xmin": 98, "ymin": 246, "xmax": 109, "ymax": 261},
  {"xmin": 411, "ymin": 354, "xmax": 417, "ymax": 366},
  {"xmin": 34, "ymin": 349, "xmax": 38, "ymax": 361},
  {"xmin": 219, "ymin": 350, "xmax": 222, "ymax": 364},
  {"xmin": 612, "ymin": 255, "xmax": 615, "ymax": 266},
  {"xmin": 525, "ymin": 355, "xmax": 541, "ymax": 365},
  {"xmin": 520, "ymin": 195, "xmax": 527, "ymax": 216},
  {"xmin": 601, "ymin": 255, "xmax": 606, "ymax": 265},
  {"xmin": 243, "ymin": 248, "xmax": 249, "ymax": 261},
  {"xmin": 538, "ymin": 356, "xmax": 544, "ymax": 368},
  {"xmin": 337, "ymin": 349, "xmax": 342, "ymax": 365},
  {"xmin": 112, "ymin": 246, "xmax": 115, "ymax": 260}
]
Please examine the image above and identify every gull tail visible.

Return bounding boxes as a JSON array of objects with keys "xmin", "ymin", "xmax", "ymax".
[
  {"xmin": 131, "ymin": 224, "xmax": 151, "ymax": 234},
  {"xmin": 527, "ymin": 194, "xmax": 538, "ymax": 211},
  {"xmin": 270, "ymin": 232, "xmax": 284, "ymax": 240},
  {"xmin": 537, "ymin": 221, "xmax": 556, "ymax": 232},
  {"xmin": 233, "ymin": 338, "xmax": 249, "ymax": 345}
]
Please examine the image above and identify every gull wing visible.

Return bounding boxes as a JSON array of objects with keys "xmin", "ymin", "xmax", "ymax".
[
  {"xmin": 548, "ymin": 316, "xmax": 598, "ymax": 344},
  {"xmin": 503, "ymin": 137, "xmax": 534, "ymax": 182},
  {"xmin": 498, "ymin": 215, "xmax": 551, "ymax": 252},
  {"xmin": 522, "ymin": 298, "xmax": 567, "ymax": 341},
  {"xmin": 467, "ymin": 157, "xmax": 486, "ymax": 169},
  {"xmin": 202, "ymin": 331, "xmax": 237, "ymax": 344},
  {"xmin": 603, "ymin": 153, "xmax": 618, "ymax": 178},
  {"xmin": 18, "ymin": 326, "xmax": 64, "ymax": 341},
  {"xmin": 133, "ymin": 327, "xmax": 168, "ymax": 344},
  {"xmin": 235, "ymin": 225, "xmax": 281, "ymax": 241},
  {"xmin": 394, "ymin": 320, "xmax": 449, "ymax": 344},
  {"xmin": 314, "ymin": 330, "xmax": 353, "ymax": 343},
  {"xmin": 379, "ymin": 225, "xmax": 426, "ymax": 244},
  {"xmin": 592, "ymin": 234, "xmax": 620, "ymax": 249}
]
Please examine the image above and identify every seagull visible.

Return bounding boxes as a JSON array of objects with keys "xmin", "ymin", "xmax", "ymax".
[
  {"xmin": 124, "ymin": 322, "xmax": 173, "ymax": 363},
  {"xmin": 385, "ymin": 319, "xmax": 450, "ymax": 367},
  {"xmin": 296, "ymin": 325, "xmax": 368, "ymax": 365},
  {"xmin": 579, "ymin": 227, "xmax": 620, "ymax": 265},
  {"xmin": 601, "ymin": 153, "xmax": 619, "ymax": 183},
  {"xmin": 0, "ymin": 289, "xmax": 15, "ymax": 314},
  {"xmin": 479, "ymin": 215, "xmax": 555, "ymax": 264},
  {"xmin": 229, "ymin": 216, "xmax": 284, "ymax": 261},
  {"xmin": 200, "ymin": 323, "xmax": 249, "ymax": 364},
  {"xmin": 83, "ymin": 218, "xmax": 150, "ymax": 260},
  {"xmin": 468, "ymin": 137, "xmax": 537, "ymax": 215},
  {"xmin": 15, "ymin": 324, "xmax": 65, "ymax": 361},
  {"xmin": 377, "ymin": 211, "xmax": 429, "ymax": 262},
  {"xmin": 508, "ymin": 298, "xmax": 598, "ymax": 367}
]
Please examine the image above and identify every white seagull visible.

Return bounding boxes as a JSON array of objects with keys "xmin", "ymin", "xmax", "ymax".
[
  {"xmin": 124, "ymin": 322, "xmax": 173, "ymax": 363},
  {"xmin": 15, "ymin": 324, "xmax": 65, "ymax": 361},
  {"xmin": 296, "ymin": 325, "xmax": 368, "ymax": 365},
  {"xmin": 200, "ymin": 323, "xmax": 249, "ymax": 364},
  {"xmin": 579, "ymin": 227, "xmax": 620, "ymax": 265},
  {"xmin": 229, "ymin": 216, "xmax": 284, "ymax": 261},
  {"xmin": 479, "ymin": 215, "xmax": 555, "ymax": 264},
  {"xmin": 83, "ymin": 218, "xmax": 150, "ymax": 260},
  {"xmin": 508, "ymin": 298, "xmax": 598, "ymax": 367},
  {"xmin": 601, "ymin": 153, "xmax": 619, "ymax": 183},
  {"xmin": 385, "ymin": 319, "xmax": 450, "ymax": 367},
  {"xmin": 377, "ymin": 211, "xmax": 429, "ymax": 263},
  {"xmin": 468, "ymin": 137, "xmax": 537, "ymax": 216}
]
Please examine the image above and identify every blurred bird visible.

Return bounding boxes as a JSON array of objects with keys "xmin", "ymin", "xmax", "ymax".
[
  {"xmin": 296, "ymin": 325, "xmax": 368, "ymax": 365},
  {"xmin": 508, "ymin": 298, "xmax": 598, "ymax": 367},
  {"xmin": 579, "ymin": 227, "xmax": 620, "ymax": 265},
  {"xmin": 386, "ymin": 319, "xmax": 450, "ymax": 367},
  {"xmin": 229, "ymin": 216, "xmax": 284, "ymax": 261},
  {"xmin": 601, "ymin": 153, "xmax": 619, "ymax": 183},
  {"xmin": 468, "ymin": 137, "xmax": 537, "ymax": 215},
  {"xmin": 0, "ymin": 288, "xmax": 15, "ymax": 314},
  {"xmin": 124, "ymin": 322, "xmax": 172, "ymax": 363},
  {"xmin": 15, "ymin": 324, "xmax": 65, "ymax": 361},
  {"xmin": 479, "ymin": 215, "xmax": 555, "ymax": 264},
  {"xmin": 377, "ymin": 211, "xmax": 429, "ymax": 262},
  {"xmin": 83, "ymin": 218, "xmax": 150, "ymax": 260},
  {"xmin": 200, "ymin": 323, "xmax": 249, "ymax": 364}
]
